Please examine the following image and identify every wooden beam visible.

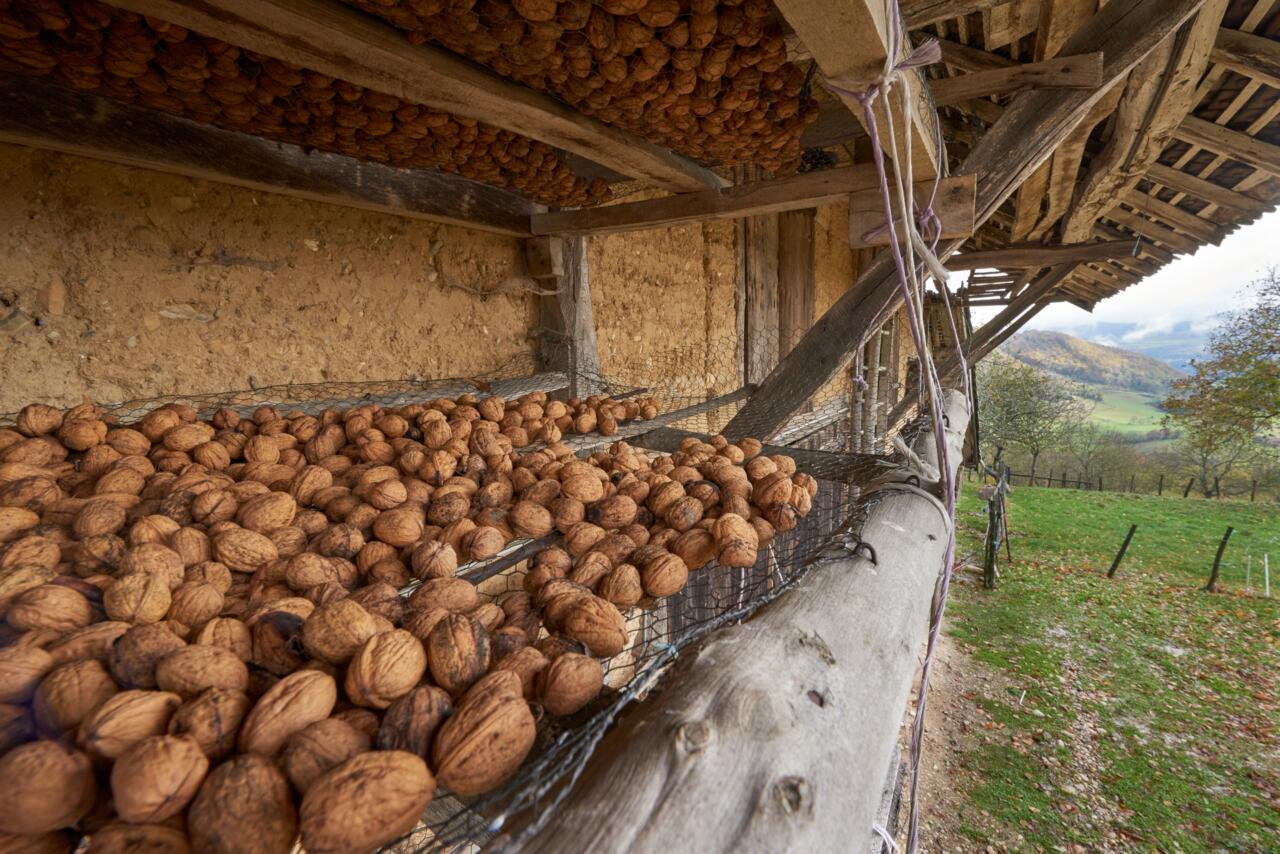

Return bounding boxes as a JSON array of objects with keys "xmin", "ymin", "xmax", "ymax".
[
  {"xmin": 1122, "ymin": 189, "xmax": 1223, "ymax": 244},
  {"xmin": 776, "ymin": 0, "xmax": 942, "ymax": 177},
  {"xmin": 945, "ymin": 240, "xmax": 1134, "ymax": 269},
  {"xmin": 938, "ymin": 38, "xmax": 1017, "ymax": 73},
  {"xmin": 846, "ymin": 173, "xmax": 977, "ymax": 248},
  {"xmin": 778, "ymin": 210, "xmax": 817, "ymax": 359},
  {"xmin": 800, "ymin": 100, "xmax": 866, "ymax": 150},
  {"xmin": 1145, "ymin": 162, "xmax": 1265, "ymax": 211},
  {"xmin": 904, "ymin": 0, "xmax": 1005, "ymax": 29},
  {"xmin": 1010, "ymin": 162, "xmax": 1051, "ymax": 241},
  {"xmin": 1175, "ymin": 115, "xmax": 1280, "ymax": 177},
  {"xmin": 931, "ymin": 52, "xmax": 1104, "ymax": 106},
  {"xmin": 535, "ymin": 167, "xmax": 877, "ymax": 236},
  {"xmin": 1212, "ymin": 27, "xmax": 1280, "ymax": 90},
  {"xmin": 724, "ymin": 0, "xmax": 1207, "ymax": 440},
  {"xmin": 1104, "ymin": 206, "xmax": 1199, "ymax": 254},
  {"xmin": 0, "ymin": 72, "xmax": 534, "ymax": 236},
  {"xmin": 1060, "ymin": 0, "xmax": 1227, "ymax": 243},
  {"xmin": 520, "ymin": 392, "xmax": 970, "ymax": 854},
  {"xmin": 1036, "ymin": 0, "xmax": 1098, "ymax": 61},
  {"xmin": 106, "ymin": 0, "xmax": 721, "ymax": 193},
  {"xmin": 743, "ymin": 211, "xmax": 780, "ymax": 386},
  {"xmin": 527, "ymin": 237, "xmax": 601, "ymax": 395}
]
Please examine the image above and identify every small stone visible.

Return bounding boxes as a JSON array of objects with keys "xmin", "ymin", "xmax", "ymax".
[
  {"xmin": 126, "ymin": 336, "xmax": 138, "ymax": 348},
  {"xmin": 303, "ymin": 239, "xmax": 320, "ymax": 252}
]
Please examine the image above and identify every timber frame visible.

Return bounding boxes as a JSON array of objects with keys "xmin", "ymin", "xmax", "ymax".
[{"xmin": 1, "ymin": 0, "xmax": 1277, "ymax": 850}]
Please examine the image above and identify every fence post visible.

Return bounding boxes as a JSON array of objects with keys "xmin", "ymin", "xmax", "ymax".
[
  {"xmin": 1098, "ymin": 476, "xmax": 1104, "ymax": 492},
  {"xmin": 1129, "ymin": 474, "xmax": 1136, "ymax": 493},
  {"xmin": 1250, "ymin": 480, "xmax": 1257, "ymax": 502},
  {"xmin": 1266, "ymin": 554, "xmax": 1271, "ymax": 598},
  {"xmin": 1213, "ymin": 475, "xmax": 1221, "ymax": 498},
  {"xmin": 1107, "ymin": 525, "xmax": 1138, "ymax": 578},
  {"xmin": 1204, "ymin": 526, "xmax": 1234, "ymax": 592},
  {"xmin": 1157, "ymin": 474, "xmax": 1164, "ymax": 496},
  {"xmin": 1183, "ymin": 477, "xmax": 1196, "ymax": 498}
]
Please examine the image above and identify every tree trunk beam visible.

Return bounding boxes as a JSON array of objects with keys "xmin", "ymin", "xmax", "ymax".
[
  {"xmin": 776, "ymin": 0, "xmax": 943, "ymax": 177},
  {"xmin": 944, "ymin": 240, "xmax": 1133, "ymax": 269},
  {"xmin": 518, "ymin": 392, "xmax": 970, "ymax": 854},
  {"xmin": 1211, "ymin": 27, "xmax": 1280, "ymax": 90},
  {"xmin": 931, "ymin": 52, "xmax": 1104, "ymax": 107},
  {"xmin": 1175, "ymin": 115, "xmax": 1280, "ymax": 177},
  {"xmin": 0, "ymin": 72, "xmax": 535, "ymax": 236},
  {"xmin": 106, "ymin": 0, "xmax": 722, "ymax": 193}
]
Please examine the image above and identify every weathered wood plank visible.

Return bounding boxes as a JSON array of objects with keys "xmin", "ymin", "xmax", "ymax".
[
  {"xmin": 0, "ymin": 72, "xmax": 534, "ymax": 236},
  {"xmin": 846, "ymin": 173, "xmax": 977, "ymax": 248},
  {"xmin": 744, "ymin": 213, "xmax": 781, "ymax": 385},
  {"xmin": 776, "ymin": 0, "xmax": 942, "ymax": 177},
  {"xmin": 1104, "ymin": 206, "xmax": 1200, "ymax": 254},
  {"xmin": 1145, "ymin": 162, "xmax": 1266, "ymax": 211},
  {"xmin": 945, "ymin": 240, "xmax": 1134, "ymax": 269},
  {"xmin": 528, "ymin": 237, "xmax": 601, "ymax": 395},
  {"xmin": 520, "ymin": 392, "xmax": 970, "ymax": 854},
  {"xmin": 1036, "ymin": 0, "xmax": 1098, "ymax": 61},
  {"xmin": 1175, "ymin": 114, "xmax": 1280, "ymax": 177},
  {"xmin": 938, "ymin": 37, "xmax": 1017, "ymax": 73},
  {"xmin": 1010, "ymin": 162, "xmax": 1051, "ymax": 241},
  {"xmin": 107, "ymin": 0, "xmax": 721, "ymax": 192},
  {"xmin": 534, "ymin": 167, "xmax": 882, "ymax": 236},
  {"xmin": 1122, "ymin": 189, "xmax": 1223, "ymax": 243},
  {"xmin": 778, "ymin": 210, "xmax": 817, "ymax": 359},
  {"xmin": 1212, "ymin": 26, "xmax": 1280, "ymax": 90},
  {"xmin": 904, "ymin": 0, "xmax": 1005, "ymax": 29},
  {"xmin": 799, "ymin": 100, "xmax": 866, "ymax": 149},
  {"xmin": 725, "ymin": 0, "xmax": 1207, "ymax": 440},
  {"xmin": 931, "ymin": 52, "xmax": 1104, "ymax": 106}
]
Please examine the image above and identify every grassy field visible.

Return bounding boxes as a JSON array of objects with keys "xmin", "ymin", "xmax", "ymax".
[
  {"xmin": 1086, "ymin": 388, "xmax": 1167, "ymax": 436},
  {"xmin": 942, "ymin": 486, "xmax": 1279, "ymax": 851}
]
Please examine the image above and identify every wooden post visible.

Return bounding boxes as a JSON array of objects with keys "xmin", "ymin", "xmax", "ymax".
[
  {"xmin": 526, "ymin": 236, "xmax": 600, "ymax": 397},
  {"xmin": 1107, "ymin": 525, "xmax": 1138, "ymax": 578},
  {"xmin": 1158, "ymin": 474, "xmax": 1164, "ymax": 496},
  {"xmin": 518, "ymin": 392, "xmax": 972, "ymax": 853},
  {"xmin": 860, "ymin": 332, "xmax": 884, "ymax": 451},
  {"xmin": 1184, "ymin": 476, "xmax": 1196, "ymax": 498},
  {"xmin": 1098, "ymin": 476, "xmax": 1104, "ymax": 492},
  {"xmin": 777, "ymin": 210, "xmax": 816, "ymax": 360},
  {"xmin": 1250, "ymin": 480, "xmax": 1258, "ymax": 502},
  {"xmin": 1213, "ymin": 475, "xmax": 1221, "ymax": 498},
  {"xmin": 1129, "ymin": 474, "xmax": 1136, "ymax": 493},
  {"xmin": 1204, "ymin": 526, "xmax": 1234, "ymax": 592},
  {"xmin": 743, "ymin": 212, "xmax": 780, "ymax": 385}
]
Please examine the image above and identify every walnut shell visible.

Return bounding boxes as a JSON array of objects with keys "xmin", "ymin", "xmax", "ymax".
[
  {"xmin": 409, "ymin": 541, "xmax": 457, "ymax": 580},
  {"xmin": 641, "ymin": 551, "xmax": 689, "ymax": 597},
  {"xmin": 508, "ymin": 500, "xmax": 553, "ymax": 539},
  {"xmin": 15, "ymin": 404, "xmax": 63, "ymax": 438},
  {"xmin": 301, "ymin": 599, "xmax": 382, "ymax": 666},
  {"xmin": 427, "ymin": 613, "xmax": 490, "ymax": 697},
  {"xmin": 538, "ymin": 652, "xmax": 604, "ymax": 716},
  {"xmin": 493, "ymin": 646, "xmax": 549, "ymax": 700},
  {"xmin": 0, "ymin": 740, "xmax": 96, "ymax": 835},
  {"xmin": 0, "ymin": 703, "xmax": 35, "ymax": 755},
  {"xmin": 0, "ymin": 644, "xmax": 54, "ymax": 703},
  {"xmin": 83, "ymin": 822, "xmax": 190, "ymax": 853},
  {"xmin": 282, "ymin": 717, "xmax": 371, "ymax": 794},
  {"xmin": 167, "ymin": 687, "xmax": 251, "ymax": 761},
  {"xmin": 104, "ymin": 573, "xmax": 172, "ymax": 624},
  {"xmin": 33, "ymin": 659, "xmax": 119, "ymax": 736},
  {"xmin": 111, "ymin": 735, "xmax": 208, "ymax": 823},
  {"xmin": 713, "ymin": 512, "xmax": 759, "ymax": 567},
  {"xmin": 377, "ymin": 685, "xmax": 453, "ymax": 758},
  {"xmin": 401, "ymin": 606, "xmax": 450, "ymax": 644},
  {"xmin": 562, "ymin": 596, "xmax": 628, "ymax": 657},
  {"xmin": 165, "ymin": 581, "xmax": 224, "ymax": 629},
  {"xmin": 237, "ymin": 492, "xmax": 296, "ymax": 533},
  {"xmin": 188, "ymin": 754, "xmax": 297, "ymax": 854},
  {"xmin": 432, "ymin": 685, "xmax": 535, "ymax": 797},
  {"xmin": 671, "ymin": 528, "xmax": 716, "ymax": 571},
  {"xmin": 408, "ymin": 577, "xmax": 479, "ymax": 613},
  {"xmin": 77, "ymin": 689, "xmax": 182, "ymax": 760},
  {"xmin": 193, "ymin": 617, "xmax": 252, "ymax": 661},
  {"xmin": 599, "ymin": 563, "xmax": 643, "ymax": 607},
  {"xmin": 109, "ymin": 624, "xmax": 186, "ymax": 689},
  {"xmin": 0, "ymin": 566, "xmax": 56, "ymax": 618},
  {"xmin": 345, "ymin": 629, "xmax": 426, "ymax": 710},
  {"xmin": 238, "ymin": 670, "xmax": 337, "ymax": 756},
  {"xmin": 586, "ymin": 494, "xmax": 637, "ymax": 530},
  {"xmin": 563, "ymin": 522, "xmax": 607, "ymax": 557},
  {"xmin": 155, "ymin": 645, "xmax": 249, "ymax": 700},
  {"xmin": 7, "ymin": 584, "xmax": 93, "ymax": 633},
  {"xmin": 300, "ymin": 750, "xmax": 434, "ymax": 854},
  {"xmin": 118, "ymin": 543, "xmax": 184, "ymax": 582},
  {"xmin": 212, "ymin": 529, "xmax": 278, "ymax": 572}
]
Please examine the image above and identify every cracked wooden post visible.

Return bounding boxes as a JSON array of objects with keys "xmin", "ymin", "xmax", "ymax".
[{"xmin": 514, "ymin": 390, "xmax": 970, "ymax": 852}]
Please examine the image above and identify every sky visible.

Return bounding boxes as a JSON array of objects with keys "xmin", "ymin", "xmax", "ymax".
[{"xmin": 967, "ymin": 208, "xmax": 1279, "ymax": 342}]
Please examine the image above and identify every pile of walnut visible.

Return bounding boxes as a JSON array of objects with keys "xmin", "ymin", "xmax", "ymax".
[{"xmin": 0, "ymin": 390, "xmax": 812, "ymax": 853}]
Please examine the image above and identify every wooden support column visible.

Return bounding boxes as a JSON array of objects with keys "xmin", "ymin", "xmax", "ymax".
[
  {"xmin": 724, "ymin": 0, "xmax": 1206, "ymax": 440},
  {"xmin": 743, "ymin": 213, "xmax": 781, "ymax": 385},
  {"xmin": 778, "ymin": 210, "xmax": 817, "ymax": 359},
  {"xmin": 860, "ymin": 331, "xmax": 884, "ymax": 451},
  {"xmin": 526, "ymin": 236, "xmax": 600, "ymax": 396}
]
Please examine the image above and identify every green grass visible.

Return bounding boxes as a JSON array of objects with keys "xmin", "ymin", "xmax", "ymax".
[
  {"xmin": 1086, "ymin": 388, "xmax": 1167, "ymax": 436},
  {"xmin": 944, "ymin": 485, "xmax": 1279, "ymax": 851}
]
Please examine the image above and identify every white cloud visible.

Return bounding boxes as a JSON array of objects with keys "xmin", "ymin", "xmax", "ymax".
[{"xmin": 968, "ymin": 208, "xmax": 1279, "ymax": 333}]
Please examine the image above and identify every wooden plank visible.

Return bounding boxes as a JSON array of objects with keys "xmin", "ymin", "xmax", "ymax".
[
  {"xmin": 904, "ymin": 0, "xmax": 1005, "ymax": 28},
  {"xmin": 778, "ymin": 210, "xmax": 817, "ymax": 359},
  {"xmin": 986, "ymin": 0, "xmax": 1050, "ymax": 51},
  {"xmin": 0, "ymin": 72, "xmax": 534, "ymax": 236},
  {"xmin": 535, "ymin": 167, "xmax": 882, "ymax": 236},
  {"xmin": 1010, "ymin": 162, "xmax": 1051, "ymax": 240},
  {"xmin": 945, "ymin": 240, "xmax": 1134, "ymax": 269},
  {"xmin": 724, "ymin": 0, "xmax": 1207, "ymax": 440},
  {"xmin": 744, "ymin": 214, "xmax": 780, "ymax": 385},
  {"xmin": 527, "ymin": 237, "xmax": 601, "ymax": 395},
  {"xmin": 846, "ymin": 173, "xmax": 977, "ymax": 248},
  {"xmin": 800, "ymin": 100, "xmax": 866, "ymax": 149},
  {"xmin": 1104, "ymin": 207, "xmax": 1200, "ymax": 254},
  {"xmin": 521, "ymin": 392, "xmax": 970, "ymax": 854},
  {"xmin": 1145, "ymin": 162, "xmax": 1263, "ymax": 211},
  {"xmin": 107, "ymin": 0, "xmax": 721, "ymax": 193},
  {"xmin": 1060, "ymin": 0, "xmax": 1227, "ymax": 243},
  {"xmin": 1175, "ymin": 115, "xmax": 1280, "ymax": 177},
  {"xmin": 931, "ymin": 52, "xmax": 1104, "ymax": 106},
  {"xmin": 1122, "ymin": 189, "xmax": 1223, "ymax": 244},
  {"xmin": 1212, "ymin": 26, "xmax": 1280, "ymax": 90},
  {"xmin": 938, "ymin": 38, "xmax": 1017, "ymax": 73},
  {"xmin": 1036, "ymin": 0, "xmax": 1098, "ymax": 60},
  {"xmin": 776, "ymin": 0, "xmax": 942, "ymax": 177}
]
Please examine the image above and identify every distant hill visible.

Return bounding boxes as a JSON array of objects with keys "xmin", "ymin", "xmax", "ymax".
[
  {"xmin": 1036, "ymin": 320, "xmax": 1208, "ymax": 370},
  {"xmin": 1002, "ymin": 330, "xmax": 1185, "ymax": 395}
]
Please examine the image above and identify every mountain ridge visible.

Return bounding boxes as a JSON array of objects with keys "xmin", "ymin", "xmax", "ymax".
[{"xmin": 1001, "ymin": 330, "xmax": 1184, "ymax": 395}]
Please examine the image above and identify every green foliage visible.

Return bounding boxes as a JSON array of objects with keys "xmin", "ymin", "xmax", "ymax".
[
  {"xmin": 978, "ymin": 354, "xmax": 1090, "ymax": 476},
  {"xmin": 947, "ymin": 485, "xmax": 1279, "ymax": 851}
]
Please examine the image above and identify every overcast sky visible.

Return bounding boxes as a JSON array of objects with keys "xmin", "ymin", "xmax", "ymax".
[{"xmin": 968, "ymin": 208, "xmax": 1279, "ymax": 341}]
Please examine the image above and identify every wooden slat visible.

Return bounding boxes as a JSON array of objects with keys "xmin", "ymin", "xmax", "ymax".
[
  {"xmin": 938, "ymin": 38, "xmax": 1017, "ymax": 72},
  {"xmin": 744, "ymin": 213, "xmax": 780, "ymax": 385},
  {"xmin": 945, "ymin": 240, "xmax": 1134, "ymax": 269},
  {"xmin": 931, "ymin": 52, "xmax": 1104, "ymax": 106},
  {"xmin": 1175, "ymin": 114, "xmax": 1280, "ymax": 177},
  {"xmin": 106, "ymin": 0, "xmax": 721, "ymax": 193},
  {"xmin": 724, "ymin": 0, "xmax": 1207, "ymax": 440},
  {"xmin": 1145, "ymin": 162, "xmax": 1264, "ymax": 211},
  {"xmin": 903, "ymin": 0, "xmax": 1005, "ymax": 28},
  {"xmin": 1212, "ymin": 26, "xmax": 1280, "ymax": 90},
  {"xmin": 778, "ymin": 210, "xmax": 817, "ymax": 359},
  {"xmin": 1104, "ymin": 206, "xmax": 1199, "ymax": 254},
  {"xmin": 776, "ymin": 0, "xmax": 942, "ymax": 177},
  {"xmin": 1011, "ymin": 162, "xmax": 1051, "ymax": 240},
  {"xmin": 0, "ymin": 72, "xmax": 534, "ymax": 236},
  {"xmin": 1122, "ymin": 189, "xmax": 1223, "ymax": 243},
  {"xmin": 535, "ymin": 167, "xmax": 883, "ymax": 236},
  {"xmin": 846, "ymin": 174, "xmax": 977, "ymax": 248}
]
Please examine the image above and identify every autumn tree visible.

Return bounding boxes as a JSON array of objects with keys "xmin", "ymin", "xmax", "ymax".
[{"xmin": 978, "ymin": 354, "xmax": 1090, "ymax": 484}]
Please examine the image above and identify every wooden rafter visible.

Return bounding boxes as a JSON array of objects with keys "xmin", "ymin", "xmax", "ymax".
[
  {"xmin": 1145, "ymin": 162, "xmax": 1264, "ymax": 212},
  {"xmin": 0, "ymin": 73, "xmax": 534, "ymax": 236},
  {"xmin": 105, "ymin": 0, "xmax": 721, "ymax": 193},
  {"xmin": 930, "ymin": 52, "xmax": 1104, "ymax": 106},
  {"xmin": 944, "ymin": 240, "xmax": 1134, "ymax": 269},
  {"xmin": 1175, "ymin": 115, "xmax": 1280, "ymax": 177},
  {"xmin": 775, "ymin": 0, "xmax": 943, "ymax": 177},
  {"xmin": 1105, "ymin": 207, "xmax": 1199, "ymax": 254},
  {"xmin": 1211, "ymin": 26, "xmax": 1280, "ymax": 90},
  {"xmin": 1036, "ymin": 0, "xmax": 1099, "ymax": 61},
  {"xmin": 1121, "ymin": 189, "xmax": 1223, "ymax": 244},
  {"xmin": 904, "ymin": 0, "xmax": 1005, "ymax": 29}
]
